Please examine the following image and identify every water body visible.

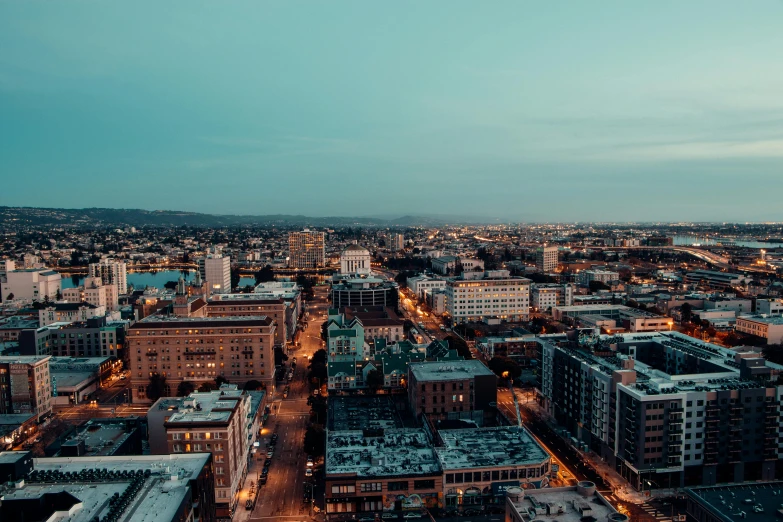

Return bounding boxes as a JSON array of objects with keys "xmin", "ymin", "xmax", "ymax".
[
  {"xmin": 672, "ymin": 235, "xmax": 783, "ymax": 249},
  {"xmin": 61, "ymin": 270, "xmax": 256, "ymax": 290}
]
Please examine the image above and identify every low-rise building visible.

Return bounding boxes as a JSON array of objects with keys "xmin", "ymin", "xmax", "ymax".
[
  {"xmin": 531, "ymin": 283, "xmax": 573, "ymax": 311},
  {"xmin": 735, "ymin": 314, "xmax": 783, "ymax": 344},
  {"xmin": 576, "ymin": 269, "xmax": 619, "ymax": 286},
  {"xmin": 437, "ymin": 427, "xmax": 551, "ymax": 509},
  {"xmin": 684, "ymin": 270, "xmax": 750, "ymax": 290},
  {"xmin": 49, "ymin": 356, "xmax": 116, "ymax": 406},
  {"xmin": 445, "ymin": 270, "xmax": 530, "ymax": 324},
  {"xmin": 1, "ymin": 268, "xmax": 61, "ymax": 303},
  {"xmin": 407, "ymin": 275, "xmax": 447, "ymax": 299},
  {"xmin": 0, "ymin": 451, "xmax": 215, "ymax": 522},
  {"xmin": 685, "ymin": 481, "xmax": 783, "ymax": 522},
  {"xmin": 505, "ymin": 483, "xmax": 622, "ymax": 522},
  {"xmin": 331, "ymin": 275, "xmax": 399, "ymax": 309},
  {"xmin": 552, "ymin": 304, "xmax": 672, "ymax": 333},
  {"xmin": 756, "ymin": 298, "xmax": 783, "ymax": 315},
  {"xmin": 408, "ymin": 360, "xmax": 497, "ymax": 422},
  {"xmin": 424, "ymin": 287, "xmax": 448, "ymax": 315},
  {"xmin": 39, "ymin": 302, "xmax": 106, "ymax": 326}
]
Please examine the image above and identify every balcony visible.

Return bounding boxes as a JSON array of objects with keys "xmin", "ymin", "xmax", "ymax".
[
  {"xmin": 669, "ymin": 406, "xmax": 684, "ymax": 413},
  {"xmin": 668, "ymin": 427, "xmax": 683, "ymax": 435}
]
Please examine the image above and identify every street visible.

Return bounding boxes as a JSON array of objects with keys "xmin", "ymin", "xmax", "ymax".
[{"xmin": 249, "ymin": 285, "xmax": 329, "ymax": 520}]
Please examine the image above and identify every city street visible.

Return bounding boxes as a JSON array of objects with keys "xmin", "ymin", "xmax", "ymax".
[{"xmin": 249, "ymin": 285, "xmax": 329, "ymax": 520}]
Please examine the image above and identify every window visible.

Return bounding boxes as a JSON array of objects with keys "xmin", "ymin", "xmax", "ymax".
[
  {"xmin": 360, "ymin": 482, "xmax": 382, "ymax": 492},
  {"xmin": 388, "ymin": 481, "xmax": 408, "ymax": 491},
  {"xmin": 413, "ymin": 480, "xmax": 435, "ymax": 490}
]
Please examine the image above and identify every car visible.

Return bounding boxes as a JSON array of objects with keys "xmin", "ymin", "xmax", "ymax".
[
  {"xmin": 403, "ymin": 512, "xmax": 424, "ymax": 519},
  {"xmin": 462, "ymin": 509, "xmax": 481, "ymax": 516},
  {"xmin": 305, "ymin": 468, "xmax": 313, "ymax": 477},
  {"xmin": 120, "ymin": 374, "xmax": 127, "ymax": 380},
  {"xmin": 263, "ymin": 459, "xmax": 271, "ymax": 468},
  {"xmin": 267, "ymin": 449, "xmax": 274, "ymax": 458},
  {"xmin": 261, "ymin": 467, "xmax": 269, "ymax": 476},
  {"xmin": 313, "ymin": 389, "xmax": 320, "ymax": 397},
  {"xmin": 381, "ymin": 513, "xmax": 398, "ymax": 519},
  {"xmin": 358, "ymin": 517, "xmax": 375, "ymax": 522},
  {"xmin": 306, "ymin": 456, "xmax": 314, "ymax": 467}
]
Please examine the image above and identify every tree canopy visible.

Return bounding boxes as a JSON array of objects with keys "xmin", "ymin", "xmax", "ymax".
[
  {"xmin": 488, "ymin": 356, "xmax": 522, "ymax": 381},
  {"xmin": 146, "ymin": 374, "xmax": 167, "ymax": 401},
  {"xmin": 303, "ymin": 425, "xmax": 325, "ymax": 456},
  {"xmin": 366, "ymin": 369, "xmax": 384, "ymax": 391},
  {"xmin": 445, "ymin": 335, "xmax": 473, "ymax": 360},
  {"xmin": 254, "ymin": 265, "xmax": 275, "ymax": 284},
  {"xmin": 176, "ymin": 381, "xmax": 195, "ymax": 396}
]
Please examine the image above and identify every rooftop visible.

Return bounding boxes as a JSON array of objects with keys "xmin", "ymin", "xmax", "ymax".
[
  {"xmin": 327, "ymin": 396, "xmax": 403, "ymax": 432},
  {"xmin": 505, "ymin": 484, "xmax": 619, "ymax": 522},
  {"xmin": 686, "ymin": 481, "xmax": 783, "ymax": 522},
  {"xmin": 436, "ymin": 427, "xmax": 549, "ymax": 470},
  {"xmin": 165, "ymin": 387, "xmax": 246, "ymax": 425},
  {"xmin": 738, "ymin": 314, "xmax": 783, "ymax": 325},
  {"xmin": 133, "ymin": 315, "xmax": 272, "ymax": 328},
  {"xmin": 0, "ymin": 453, "xmax": 211, "ymax": 522},
  {"xmin": 0, "ymin": 355, "xmax": 50, "ymax": 365},
  {"xmin": 326, "ymin": 428, "xmax": 440, "ymax": 478},
  {"xmin": 409, "ymin": 359, "xmax": 495, "ymax": 382}
]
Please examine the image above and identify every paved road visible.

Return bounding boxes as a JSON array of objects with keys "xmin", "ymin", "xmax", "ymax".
[{"xmin": 251, "ymin": 286, "xmax": 329, "ymax": 520}]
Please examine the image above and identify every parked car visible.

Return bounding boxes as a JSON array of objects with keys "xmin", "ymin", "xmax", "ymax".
[
  {"xmin": 306, "ymin": 455, "xmax": 314, "ymax": 467},
  {"xmin": 305, "ymin": 468, "xmax": 313, "ymax": 477},
  {"xmin": 403, "ymin": 512, "xmax": 424, "ymax": 519},
  {"xmin": 261, "ymin": 467, "xmax": 269, "ymax": 476},
  {"xmin": 263, "ymin": 459, "xmax": 271, "ymax": 468},
  {"xmin": 381, "ymin": 513, "xmax": 397, "ymax": 519},
  {"xmin": 358, "ymin": 517, "xmax": 375, "ymax": 522},
  {"xmin": 267, "ymin": 449, "xmax": 274, "ymax": 458}
]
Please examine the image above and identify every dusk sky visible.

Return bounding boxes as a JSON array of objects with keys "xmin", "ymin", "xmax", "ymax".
[{"xmin": 2, "ymin": 1, "xmax": 782, "ymax": 222}]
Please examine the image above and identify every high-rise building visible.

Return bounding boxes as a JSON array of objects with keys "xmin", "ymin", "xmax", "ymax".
[
  {"xmin": 339, "ymin": 244, "xmax": 372, "ymax": 274},
  {"xmin": 288, "ymin": 229, "xmax": 325, "ymax": 268},
  {"xmin": 0, "ymin": 356, "xmax": 52, "ymax": 422},
  {"xmin": 89, "ymin": 259, "xmax": 128, "ymax": 295},
  {"xmin": 392, "ymin": 233, "xmax": 405, "ymax": 251},
  {"xmin": 535, "ymin": 245, "xmax": 558, "ymax": 272},
  {"xmin": 198, "ymin": 254, "xmax": 231, "ymax": 294}
]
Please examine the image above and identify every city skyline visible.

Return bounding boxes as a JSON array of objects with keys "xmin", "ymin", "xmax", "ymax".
[{"xmin": 2, "ymin": 1, "xmax": 783, "ymax": 221}]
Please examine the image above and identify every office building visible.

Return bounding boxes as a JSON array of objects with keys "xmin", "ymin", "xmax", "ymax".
[
  {"xmin": 1, "ymin": 268, "xmax": 61, "ymax": 303},
  {"xmin": 89, "ymin": 258, "xmax": 128, "ymax": 295},
  {"xmin": 331, "ymin": 275, "xmax": 399, "ymax": 309},
  {"xmin": 684, "ymin": 270, "xmax": 750, "ymax": 290},
  {"xmin": 198, "ymin": 254, "xmax": 231, "ymax": 294},
  {"xmin": 735, "ymin": 314, "xmax": 783, "ymax": 344},
  {"xmin": 538, "ymin": 331, "xmax": 782, "ymax": 490},
  {"xmin": 288, "ymin": 229, "xmax": 325, "ymax": 268},
  {"xmin": 149, "ymin": 386, "xmax": 253, "ymax": 519},
  {"xmin": 392, "ymin": 233, "xmax": 405, "ymax": 251},
  {"xmin": 406, "ymin": 275, "xmax": 447, "ymax": 299},
  {"xmin": 535, "ymin": 245, "xmax": 559, "ymax": 272},
  {"xmin": 445, "ymin": 270, "xmax": 530, "ymax": 324},
  {"xmin": 339, "ymin": 244, "xmax": 372, "ymax": 275},
  {"xmin": 408, "ymin": 360, "xmax": 497, "ymax": 421},
  {"xmin": 576, "ymin": 269, "xmax": 619, "ymax": 286},
  {"xmin": 20, "ymin": 317, "xmax": 127, "ymax": 358},
  {"xmin": 0, "ymin": 451, "xmax": 215, "ymax": 522},
  {"xmin": 0, "ymin": 356, "xmax": 52, "ymax": 422},
  {"xmin": 531, "ymin": 283, "xmax": 573, "ymax": 311}
]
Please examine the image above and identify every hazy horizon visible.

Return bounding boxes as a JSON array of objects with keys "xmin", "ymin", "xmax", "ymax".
[{"xmin": 2, "ymin": 1, "xmax": 783, "ymax": 222}]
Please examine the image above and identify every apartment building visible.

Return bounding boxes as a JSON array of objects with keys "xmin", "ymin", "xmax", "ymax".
[
  {"xmin": 407, "ymin": 275, "xmax": 447, "ymax": 299},
  {"xmin": 408, "ymin": 360, "xmax": 497, "ymax": 421},
  {"xmin": 445, "ymin": 270, "xmax": 530, "ymax": 324},
  {"xmin": 288, "ymin": 229, "xmax": 325, "ymax": 268},
  {"xmin": 535, "ymin": 245, "xmax": 558, "ymax": 272},
  {"xmin": 576, "ymin": 269, "xmax": 619, "ymax": 286},
  {"xmin": 128, "ymin": 315, "xmax": 275, "ymax": 402},
  {"xmin": 62, "ymin": 276, "xmax": 119, "ymax": 311},
  {"xmin": 19, "ymin": 317, "xmax": 127, "ymax": 358},
  {"xmin": 207, "ymin": 294, "xmax": 292, "ymax": 347},
  {"xmin": 538, "ymin": 331, "xmax": 781, "ymax": 490},
  {"xmin": 392, "ymin": 233, "xmax": 405, "ymax": 251},
  {"xmin": 154, "ymin": 386, "xmax": 252, "ymax": 519},
  {"xmin": 0, "ymin": 355, "xmax": 52, "ymax": 422},
  {"xmin": 1, "ymin": 268, "xmax": 61, "ymax": 303},
  {"xmin": 89, "ymin": 259, "xmax": 128, "ymax": 294},
  {"xmin": 531, "ymin": 283, "xmax": 573, "ymax": 311},
  {"xmin": 198, "ymin": 254, "xmax": 231, "ymax": 294}
]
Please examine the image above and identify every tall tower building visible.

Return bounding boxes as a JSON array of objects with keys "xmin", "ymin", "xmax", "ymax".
[
  {"xmin": 197, "ymin": 254, "xmax": 231, "ymax": 294},
  {"xmin": 288, "ymin": 230, "xmax": 325, "ymax": 268},
  {"xmin": 392, "ymin": 233, "xmax": 405, "ymax": 251},
  {"xmin": 88, "ymin": 259, "xmax": 127, "ymax": 294},
  {"xmin": 535, "ymin": 245, "xmax": 558, "ymax": 272}
]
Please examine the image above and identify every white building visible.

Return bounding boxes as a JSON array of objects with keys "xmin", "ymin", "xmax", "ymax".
[
  {"xmin": 531, "ymin": 283, "xmax": 573, "ymax": 311},
  {"xmin": 339, "ymin": 244, "xmax": 372, "ymax": 275},
  {"xmin": 198, "ymin": 254, "xmax": 231, "ymax": 294},
  {"xmin": 424, "ymin": 288, "xmax": 447, "ymax": 315},
  {"xmin": 1, "ymin": 268, "xmax": 61, "ymax": 303},
  {"xmin": 406, "ymin": 274, "xmax": 447, "ymax": 299},
  {"xmin": 446, "ymin": 270, "xmax": 531, "ymax": 324},
  {"xmin": 576, "ymin": 269, "xmax": 619, "ymax": 286},
  {"xmin": 39, "ymin": 303, "xmax": 107, "ymax": 326},
  {"xmin": 391, "ymin": 233, "xmax": 405, "ymax": 251},
  {"xmin": 535, "ymin": 245, "xmax": 558, "ymax": 272},
  {"xmin": 62, "ymin": 276, "xmax": 119, "ymax": 311},
  {"xmin": 88, "ymin": 259, "xmax": 128, "ymax": 295},
  {"xmin": 756, "ymin": 298, "xmax": 783, "ymax": 316}
]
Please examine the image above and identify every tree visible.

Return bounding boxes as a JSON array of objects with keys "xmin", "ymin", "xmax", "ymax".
[
  {"xmin": 308, "ymin": 395, "xmax": 327, "ymax": 423},
  {"xmin": 215, "ymin": 375, "xmax": 229, "ymax": 387},
  {"xmin": 303, "ymin": 425, "xmax": 326, "ymax": 456},
  {"xmin": 177, "ymin": 381, "xmax": 195, "ymax": 397},
  {"xmin": 243, "ymin": 380, "xmax": 264, "ymax": 391},
  {"xmin": 310, "ymin": 348, "xmax": 327, "ymax": 366},
  {"xmin": 366, "ymin": 369, "xmax": 384, "ymax": 392},
  {"xmin": 274, "ymin": 346, "xmax": 289, "ymax": 366},
  {"xmin": 198, "ymin": 382, "xmax": 218, "ymax": 392},
  {"xmin": 146, "ymin": 374, "xmax": 167, "ymax": 401},
  {"xmin": 680, "ymin": 303, "xmax": 692, "ymax": 324},
  {"xmin": 254, "ymin": 265, "xmax": 275, "ymax": 284},
  {"xmin": 5, "ymin": 293, "xmax": 13, "ymax": 301},
  {"xmin": 589, "ymin": 280, "xmax": 610, "ymax": 292},
  {"xmin": 762, "ymin": 344, "xmax": 783, "ymax": 365},
  {"xmin": 445, "ymin": 335, "xmax": 472, "ymax": 360},
  {"xmin": 230, "ymin": 265, "xmax": 241, "ymax": 291},
  {"xmin": 55, "ymin": 288, "xmax": 63, "ymax": 300},
  {"xmin": 321, "ymin": 321, "xmax": 329, "ymax": 342},
  {"xmin": 308, "ymin": 363, "xmax": 327, "ymax": 384},
  {"xmin": 488, "ymin": 356, "xmax": 522, "ymax": 381},
  {"xmin": 164, "ymin": 280, "xmax": 179, "ymax": 290}
]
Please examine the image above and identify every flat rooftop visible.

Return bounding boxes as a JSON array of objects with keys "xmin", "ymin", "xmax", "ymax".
[
  {"xmin": 686, "ymin": 481, "xmax": 783, "ymax": 522},
  {"xmin": 133, "ymin": 314, "xmax": 272, "ymax": 327},
  {"xmin": 506, "ymin": 485, "xmax": 618, "ymax": 522},
  {"xmin": 436, "ymin": 427, "xmax": 549, "ymax": 471},
  {"xmin": 410, "ymin": 359, "xmax": 495, "ymax": 382},
  {"xmin": 1, "ymin": 453, "xmax": 211, "ymax": 522},
  {"xmin": 326, "ymin": 429, "xmax": 440, "ymax": 478},
  {"xmin": 738, "ymin": 314, "xmax": 783, "ymax": 325},
  {"xmin": 0, "ymin": 355, "xmax": 50, "ymax": 364},
  {"xmin": 327, "ymin": 396, "xmax": 403, "ymax": 432},
  {"xmin": 165, "ymin": 388, "xmax": 245, "ymax": 425},
  {"xmin": 64, "ymin": 420, "xmax": 135, "ymax": 456}
]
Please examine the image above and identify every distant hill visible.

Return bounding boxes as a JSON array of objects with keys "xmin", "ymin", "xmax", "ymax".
[{"xmin": 0, "ymin": 206, "xmax": 493, "ymax": 228}]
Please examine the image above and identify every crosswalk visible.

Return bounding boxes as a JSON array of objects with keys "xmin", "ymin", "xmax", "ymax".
[{"xmin": 641, "ymin": 503, "xmax": 673, "ymax": 521}]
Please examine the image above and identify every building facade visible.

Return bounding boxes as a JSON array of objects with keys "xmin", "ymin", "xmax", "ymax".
[
  {"xmin": 288, "ymin": 229, "xmax": 325, "ymax": 268},
  {"xmin": 445, "ymin": 270, "xmax": 530, "ymax": 324},
  {"xmin": 735, "ymin": 314, "xmax": 783, "ymax": 344},
  {"xmin": 535, "ymin": 246, "xmax": 558, "ymax": 272},
  {"xmin": 0, "ymin": 356, "xmax": 52, "ymax": 422},
  {"xmin": 199, "ymin": 254, "xmax": 232, "ymax": 294},
  {"xmin": 340, "ymin": 244, "xmax": 372, "ymax": 275},
  {"xmin": 531, "ymin": 283, "xmax": 573, "ymax": 311},
  {"xmin": 1, "ymin": 268, "xmax": 61, "ymax": 303},
  {"xmin": 89, "ymin": 259, "xmax": 128, "ymax": 295},
  {"xmin": 408, "ymin": 360, "xmax": 497, "ymax": 420}
]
